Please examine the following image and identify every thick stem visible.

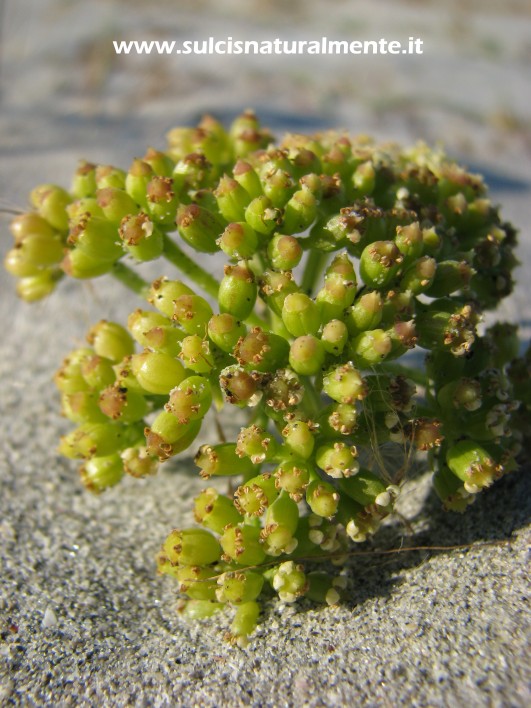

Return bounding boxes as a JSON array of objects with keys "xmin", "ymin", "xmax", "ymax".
[
  {"xmin": 301, "ymin": 248, "xmax": 328, "ymax": 297},
  {"xmin": 301, "ymin": 376, "xmax": 322, "ymax": 418},
  {"xmin": 162, "ymin": 234, "xmax": 220, "ymax": 299},
  {"xmin": 111, "ymin": 261, "xmax": 150, "ymax": 298}
]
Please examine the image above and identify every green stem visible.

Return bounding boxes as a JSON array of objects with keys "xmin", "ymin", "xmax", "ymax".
[
  {"xmin": 301, "ymin": 248, "xmax": 328, "ymax": 296},
  {"xmin": 301, "ymin": 376, "xmax": 322, "ymax": 418},
  {"xmin": 162, "ymin": 234, "xmax": 220, "ymax": 299},
  {"xmin": 111, "ymin": 262, "xmax": 150, "ymax": 298}
]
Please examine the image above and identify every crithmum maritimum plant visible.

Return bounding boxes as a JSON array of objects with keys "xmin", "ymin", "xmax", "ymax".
[{"xmin": 4, "ymin": 110, "xmax": 529, "ymax": 646}]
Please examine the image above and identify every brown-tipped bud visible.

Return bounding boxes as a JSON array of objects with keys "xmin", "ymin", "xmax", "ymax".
[{"xmin": 219, "ymin": 365, "xmax": 263, "ymax": 407}]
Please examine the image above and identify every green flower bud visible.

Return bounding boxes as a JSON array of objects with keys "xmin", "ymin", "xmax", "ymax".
[
  {"xmin": 281, "ymin": 419, "xmax": 315, "ymax": 460},
  {"xmin": 163, "ymin": 528, "xmax": 221, "ymax": 566},
  {"xmin": 218, "ymin": 262, "xmax": 257, "ymax": 320},
  {"xmin": 315, "ymin": 441, "xmax": 359, "ymax": 479},
  {"xmin": 30, "ymin": 184, "xmax": 71, "ymax": 231},
  {"xmin": 71, "ymin": 161, "xmax": 96, "ymax": 198},
  {"xmin": 271, "ymin": 561, "xmax": 307, "ymax": 603},
  {"xmin": 336, "ymin": 489, "xmax": 390, "ymax": 543},
  {"xmin": 217, "ymin": 222, "xmax": 259, "ymax": 259},
  {"xmin": 54, "ymin": 348, "xmax": 93, "ymax": 394},
  {"xmin": 229, "ymin": 601, "xmax": 260, "ymax": 648},
  {"xmin": 233, "ymin": 159, "xmax": 263, "ymax": 199},
  {"xmin": 10, "ymin": 232, "xmax": 64, "ymax": 268},
  {"xmin": 318, "ymin": 402, "xmax": 358, "ymax": 436},
  {"xmin": 281, "ymin": 293, "xmax": 320, "ymax": 337},
  {"xmin": 220, "ymin": 365, "xmax": 263, "ymax": 407},
  {"xmin": 127, "ymin": 309, "xmax": 181, "ymax": 353},
  {"xmin": 146, "ymin": 176, "xmax": 180, "ymax": 225},
  {"xmin": 321, "ymin": 319, "xmax": 349, "ymax": 356},
  {"xmin": 95, "ymin": 164, "xmax": 127, "ymax": 190},
  {"xmin": 80, "ymin": 453, "xmax": 124, "ymax": 493},
  {"xmin": 119, "ymin": 213, "xmax": 164, "ymax": 261},
  {"xmin": 176, "ymin": 599, "xmax": 224, "ymax": 621},
  {"xmin": 207, "ymin": 313, "xmax": 247, "ymax": 353},
  {"xmin": 167, "ymin": 376, "xmax": 212, "ymax": 424},
  {"xmin": 59, "ymin": 421, "xmax": 142, "ymax": 460},
  {"xmin": 416, "ymin": 301, "xmax": 478, "ymax": 357},
  {"xmin": 438, "ymin": 378, "xmax": 482, "ymax": 414},
  {"xmin": 273, "ymin": 459, "xmax": 310, "ymax": 501},
  {"xmin": 125, "ymin": 159, "xmax": 154, "ymax": 207},
  {"xmin": 230, "ymin": 109, "xmax": 272, "ymax": 156},
  {"xmin": 98, "ymin": 384, "xmax": 148, "ymax": 423},
  {"xmin": 176, "ymin": 203, "xmax": 225, "ymax": 253},
  {"xmin": 96, "ymin": 187, "xmax": 139, "ymax": 223},
  {"xmin": 214, "ymin": 175, "xmax": 251, "ymax": 222},
  {"xmin": 259, "ymin": 270, "xmax": 299, "ymax": 317},
  {"xmin": 400, "ymin": 256, "xmax": 437, "ymax": 295},
  {"xmin": 261, "ymin": 492, "xmax": 300, "ymax": 555},
  {"xmin": 346, "ymin": 291, "xmax": 383, "ymax": 335},
  {"xmin": 120, "ymin": 445, "xmax": 158, "ymax": 478},
  {"xmin": 67, "ymin": 213, "xmax": 123, "ymax": 263},
  {"xmin": 234, "ymin": 473, "xmax": 279, "ymax": 517},
  {"xmin": 405, "ymin": 417, "xmax": 444, "ymax": 450},
  {"xmin": 131, "ymin": 350, "xmax": 186, "ymax": 394},
  {"xmin": 178, "ymin": 335, "xmax": 214, "ymax": 373},
  {"xmin": 174, "ymin": 566, "xmax": 217, "ymax": 602},
  {"xmin": 15, "ymin": 271, "xmax": 59, "ymax": 301},
  {"xmin": 9, "ymin": 212, "xmax": 56, "ymax": 242},
  {"xmin": 359, "ymin": 240, "xmax": 403, "ymax": 288},
  {"xmin": 349, "ymin": 329, "xmax": 393, "ymax": 368},
  {"xmin": 61, "ymin": 249, "xmax": 114, "ymax": 279},
  {"xmin": 87, "ymin": 320, "xmax": 134, "ymax": 363},
  {"xmin": 306, "ymin": 479, "xmax": 340, "ymax": 518},
  {"xmin": 351, "ymin": 160, "xmax": 376, "ymax": 197},
  {"xmin": 244, "ymin": 195, "xmax": 283, "ymax": 236},
  {"xmin": 267, "ymin": 234, "xmax": 303, "ymax": 271},
  {"xmin": 142, "ymin": 146, "xmax": 174, "ymax": 177},
  {"xmin": 433, "ymin": 464, "xmax": 475, "ymax": 512},
  {"xmin": 172, "ymin": 293, "xmax": 213, "ymax": 336},
  {"xmin": 236, "ymin": 425, "xmax": 279, "ymax": 464},
  {"xmin": 216, "ymin": 572, "xmax": 264, "ymax": 605},
  {"xmin": 194, "ymin": 487, "xmax": 243, "ymax": 534},
  {"xmin": 446, "ymin": 440, "xmax": 504, "ymax": 494},
  {"xmin": 145, "ymin": 413, "xmax": 201, "ymax": 461},
  {"xmin": 4, "ymin": 249, "xmax": 44, "ymax": 278},
  {"xmin": 234, "ymin": 327, "xmax": 289, "ymax": 373},
  {"xmin": 262, "ymin": 368, "xmax": 304, "ymax": 414},
  {"xmin": 289, "ymin": 335, "xmax": 326, "ymax": 376},
  {"xmin": 195, "ymin": 443, "xmax": 255, "ymax": 479},
  {"xmin": 60, "ymin": 391, "xmax": 109, "ymax": 424},
  {"xmin": 394, "ymin": 221, "xmax": 424, "ymax": 264},
  {"xmin": 315, "ymin": 273, "xmax": 356, "ymax": 322},
  {"xmin": 148, "ymin": 277, "xmax": 194, "ymax": 318},
  {"xmin": 262, "ymin": 168, "xmax": 295, "ymax": 208},
  {"xmin": 323, "ymin": 363, "xmax": 366, "ymax": 404},
  {"xmin": 80, "ymin": 354, "xmax": 115, "ymax": 391},
  {"xmin": 66, "ymin": 197, "xmax": 104, "ymax": 221},
  {"xmin": 308, "ymin": 210, "xmax": 357, "ymax": 252},
  {"xmin": 281, "ymin": 189, "xmax": 317, "ymax": 234},
  {"xmin": 220, "ymin": 524, "xmax": 266, "ymax": 566},
  {"xmin": 171, "ymin": 152, "xmax": 211, "ymax": 194}
]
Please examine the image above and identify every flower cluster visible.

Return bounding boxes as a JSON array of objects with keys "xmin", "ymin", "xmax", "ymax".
[{"xmin": 5, "ymin": 111, "xmax": 529, "ymax": 646}]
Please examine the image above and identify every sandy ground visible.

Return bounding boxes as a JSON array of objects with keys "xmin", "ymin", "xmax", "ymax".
[{"xmin": 0, "ymin": 0, "xmax": 530, "ymax": 705}]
